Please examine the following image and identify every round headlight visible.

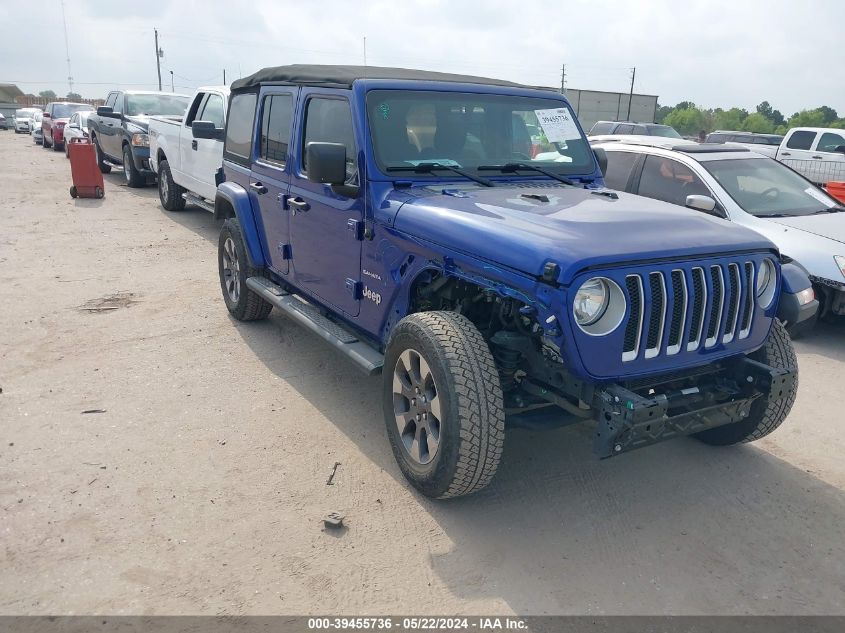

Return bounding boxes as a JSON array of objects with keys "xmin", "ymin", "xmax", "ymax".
[
  {"xmin": 756, "ymin": 259, "xmax": 774, "ymax": 297},
  {"xmin": 574, "ymin": 277, "xmax": 609, "ymax": 326}
]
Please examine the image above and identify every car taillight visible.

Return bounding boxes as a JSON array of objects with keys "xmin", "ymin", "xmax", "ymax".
[{"xmin": 57, "ymin": 122, "xmax": 65, "ymax": 128}]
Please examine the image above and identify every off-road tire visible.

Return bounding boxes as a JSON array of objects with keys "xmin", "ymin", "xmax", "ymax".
[
  {"xmin": 383, "ymin": 312, "xmax": 505, "ymax": 499},
  {"xmin": 157, "ymin": 159, "xmax": 186, "ymax": 211},
  {"xmin": 93, "ymin": 137, "xmax": 111, "ymax": 173},
  {"xmin": 218, "ymin": 218, "xmax": 272, "ymax": 321},
  {"xmin": 42, "ymin": 133, "xmax": 50, "ymax": 149},
  {"xmin": 123, "ymin": 144, "xmax": 144, "ymax": 188},
  {"xmin": 695, "ymin": 320, "xmax": 797, "ymax": 445}
]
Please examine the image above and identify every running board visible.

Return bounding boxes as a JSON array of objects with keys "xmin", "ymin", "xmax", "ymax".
[
  {"xmin": 245, "ymin": 277, "xmax": 384, "ymax": 376},
  {"xmin": 182, "ymin": 192, "xmax": 215, "ymax": 213}
]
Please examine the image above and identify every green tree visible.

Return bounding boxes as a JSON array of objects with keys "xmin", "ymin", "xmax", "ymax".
[
  {"xmin": 818, "ymin": 106, "xmax": 838, "ymax": 124},
  {"xmin": 713, "ymin": 107, "xmax": 747, "ymax": 131},
  {"xmin": 742, "ymin": 113, "xmax": 775, "ymax": 134},
  {"xmin": 770, "ymin": 109, "xmax": 785, "ymax": 127},
  {"xmin": 38, "ymin": 90, "xmax": 56, "ymax": 100},
  {"xmin": 663, "ymin": 107, "xmax": 707, "ymax": 135},
  {"xmin": 756, "ymin": 101, "xmax": 773, "ymax": 119},
  {"xmin": 66, "ymin": 92, "xmax": 82, "ymax": 100},
  {"xmin": 787, "ymin": 109, "xmax": 826, "ymax": 128},
  {"xmin": 654, "ymin": 103, "xmax": 673, "ymax": 124}
]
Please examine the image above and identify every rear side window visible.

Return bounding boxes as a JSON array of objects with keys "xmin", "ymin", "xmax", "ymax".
[
  {"xmin": 707, "ymin": 134, "xmax": 727, "ymax": 143},
  {"xmin": 590, "ymin": 122, "xmax": 613, "ymax": 135},
  {"xmin": 817, "ymin": 132, "xmax": 845, "ymax": 152},
  {"xmin": 302, "ymin": 97, "xmax": 357, "ymax": 181},
  {"xmin": 224, "ymin": 93, "xmax": 257, "ymax": 163},
  {"xmin": 200, "ymin": 94, "xmax": 225, "ymax": 128},
  {"xmin": 615, "ymin": 124, "xmax": 635, "ymax": 135},
  {"xmin": 786, "ymin": 130, "xmax": 816, "ymax": 150},
  {"xmin": 637, "ymin": 155, "xmax": 710, "ymax": 207},
  {"xmin": 259, "ymin": 94, "xmax": 293, "ymax": 166},
  {"xmin": 603, "ymin": 151, "xmax": 639, "ymax": 190}
]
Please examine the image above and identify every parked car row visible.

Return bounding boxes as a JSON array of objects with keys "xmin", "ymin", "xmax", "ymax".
[{"xmin": 28, "ymin": 66, "xmax": 836, "ymax": 498}]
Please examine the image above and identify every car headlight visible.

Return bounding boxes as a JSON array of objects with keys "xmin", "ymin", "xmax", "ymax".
[
  {"xmin": 574, "ymin": 278, "xmax": 609, "ymax": 326},
  {"xmin": 835, "ymin": 255, "xmax": 845, "ymax": 279},
  {"xmin": 756, "ymin": 259, "xmax": 777, "ymax": 308},
  {"xmin": 131, "ymin": 133, "xmax": 149, "ymax": 147}
]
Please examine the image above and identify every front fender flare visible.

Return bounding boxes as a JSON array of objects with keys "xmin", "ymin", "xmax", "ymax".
[{"xmin": 215, "ymin": 182, "xmax": 267, "ymax": 268}]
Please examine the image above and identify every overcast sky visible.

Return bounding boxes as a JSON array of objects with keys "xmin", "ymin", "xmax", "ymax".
[{"xmin": 1, "ymin": 0, "xmax": 841, "ymax": 115}]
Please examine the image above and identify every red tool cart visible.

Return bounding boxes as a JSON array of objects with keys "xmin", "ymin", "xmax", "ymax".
[{"xmin": 67, "ymin": 137, "xmax": 104, "ymax": 199}]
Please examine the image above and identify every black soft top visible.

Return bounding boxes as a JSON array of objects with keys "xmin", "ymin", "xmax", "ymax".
[{"xmin": 231, "ymin": 64, "xmax": 534, "ymax": 91}]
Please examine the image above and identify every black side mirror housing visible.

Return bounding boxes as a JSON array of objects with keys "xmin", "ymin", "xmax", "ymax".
[
  {"xmin": 593, "ymin": 147, "xmax": 608, "ymax": 177},
  {"xmin": 306, "ymin": 142, "xmax": 348, "ymax": 185},
  {"xmin": 834, "ymin": 145, "xmax": 845, "ymax": 154},
  {"xmin": 192, "ymin": 120, "xmax": 223, "ymax": 140},
  {"xmin": 96, "ymin": 106, "xmax": 120, "ymax": 119}
]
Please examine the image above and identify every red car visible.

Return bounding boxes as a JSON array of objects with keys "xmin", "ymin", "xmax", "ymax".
[{"xmin": 42, "ymin": 102, "xmax": 93, "ymax": 151}]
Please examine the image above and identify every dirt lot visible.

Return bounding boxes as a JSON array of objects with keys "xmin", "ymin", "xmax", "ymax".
[{"xmin": 1, "ymin": 130, "xmax": 844, "ymax": 616}]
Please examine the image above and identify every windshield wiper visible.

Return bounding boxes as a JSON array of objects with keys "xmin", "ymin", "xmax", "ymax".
[
  {"xmin": 813, "ymin": 206, "xmax": 845, "ymax": 214},
  {"xmin": 386, "ymin": 163, "xmax": 494, "ymax": 187},
  {"xmin": 477, "ymin": 163, "xmax": 577, "ymax": 186}
]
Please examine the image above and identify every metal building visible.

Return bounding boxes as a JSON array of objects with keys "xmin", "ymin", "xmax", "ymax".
[{"xmin": 565, "ymin": 88, "xmax": 659, "ymax": 131}]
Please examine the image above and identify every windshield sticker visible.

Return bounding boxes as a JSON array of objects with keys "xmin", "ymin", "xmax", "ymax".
[
  {"xmin": 534, "ymin": 108, "xmax": 581, "ymax": 143},
  {"xmin": 805, "ymin": 187, "xmax": 833, "ymax": 204},
  {"xmin": 378, "ymin": 102, "xmax": 390, "ymax": 120}
]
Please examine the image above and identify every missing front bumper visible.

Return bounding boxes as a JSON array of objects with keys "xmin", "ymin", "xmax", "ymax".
[{"xmin": 592, "ymin": 356, "xmax": 796, "ymax": 458}]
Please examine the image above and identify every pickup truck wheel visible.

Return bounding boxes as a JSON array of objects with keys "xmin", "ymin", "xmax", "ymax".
[
  {"xmin": 158, "ymin": 159, "xmax": 186, "ymax": 211},
  {"xmin": 383, "ymin": 312, "xmax": 505, "ymax": 498},
  {"xmin": 93, "ymin": 137, "xmax": 111, "ymax": 173},
  {"xmin": 123, "ymin": 144, "xmax": 144, "ymax": 188},
  {"xmin": 695, "ymin": 320, "xmax": 797, "ymax": 446},
  {"xmin": 218, "ymin": 218, "xmax": 272, "ymax": 321},
  {"xmin": 42, "ymin": 134, "xmax": 50, "ymax": 149}
]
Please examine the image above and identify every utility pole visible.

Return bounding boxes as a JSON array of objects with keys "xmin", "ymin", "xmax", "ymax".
[
  {"xmin": 60, "ymin": 0, "xmax": 73, "ymax": 95},
  {"xmin": 626, "ymin": 67, "xmax": 636, "ymax": 121},
  {"xmin": 560, "ymin": 64, "xmax": 566, "ymax": 94},
  {"xmin": 169, "ymin": 70, "xmax": 174, "ymax": 92},
  {"xmin": 223, "ymin": 69, "xmax": 226, "ymax": 84},
  {"xmin": 154, "ymin": 29, "xmax": 163, "ymax": 91},
  {"xmin": 363, "ymin": 36, "xmax": 367, "ymax": 66}
]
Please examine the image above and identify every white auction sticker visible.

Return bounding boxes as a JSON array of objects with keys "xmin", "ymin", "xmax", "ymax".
[
  {"xmin": 805, "ymin": 186, "xmax": 834, "ymax": 205},
  {"xmin": 534, "ymin": 108, "xmax": 582, "ymax": 142}
]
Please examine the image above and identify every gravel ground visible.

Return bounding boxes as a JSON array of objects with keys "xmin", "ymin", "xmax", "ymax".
[{"xmin": 1, "ymin": 130, "xmax": 844, "ymax": 615}]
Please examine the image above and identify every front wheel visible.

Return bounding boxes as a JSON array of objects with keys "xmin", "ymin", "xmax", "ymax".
[
  {"xmin": 157, "ymin": 159, "xmax": 186, "ymax": 211},
  {"xmin": 218, "ymin": 218, "xmax": 272, "ymax": 321},
  {"xmin": 695, "ymin": 320, "xmax": 797, "ymax": 446},
  {"xmin": 383, "ymin": 312, "xmax": 505, "ymax": 499},
  {"xmin": 123, "ymin": 145, "xmax": 144, "ymax": 187},
  {"xmin": 93, "ymin": 137, "xmax": 111, "ymax": 173}
]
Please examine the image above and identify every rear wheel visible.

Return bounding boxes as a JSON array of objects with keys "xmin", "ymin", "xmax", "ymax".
[
  {"xmin": 123, "ymin": 145, "xmax": 144, "ymax": 188},
  {"xmin": 218, "ymin": 218, "xmax": 272, "ymax": 321},
  {"xmin": 69, "ymin": 186, "xmax": 77, "ymax": 198},
  {"xmin": 695, "ymin": 320, "xmax": 797, "ymax": 446},
  {"xmin": 93, "ymin": 137, "xmax": 111, "ymax": 173},
  {"xmin": 157, "ymin": 159, "xmax": 186, "ymax": 211},
  {"xmin": 383, "ymin": 312, "xmax": 505, "ymax": 498},
  {"xmin": 42, "ymin": 133, "xmax": 50, "ymax": 149}
]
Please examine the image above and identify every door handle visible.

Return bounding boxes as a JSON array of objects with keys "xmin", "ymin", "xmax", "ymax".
[
  {"xmin": 812, "ymin": 155, "xmax": 823, "ymax": 159},
  {"xmin": 249, "ymin": 182, "xmax": 268, "ymax": 195},
  {"xmin": 780, "ymin": 152, "xmax": 790, "ymax": 156},
  {"xmin": 191, "ymin": 140, "xmax": 198, "ymax": 150},
  {"xmin": 288, "ymin": 197, "xmax": 310, "ymax": 212}
]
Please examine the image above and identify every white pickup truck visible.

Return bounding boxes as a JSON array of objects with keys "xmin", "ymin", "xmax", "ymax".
[
  {"xmin": 148, "ymin": 86, "xmax": 229, "ymax": 212},
  {"xmin": 775, "ymin": 127, "xmax": 845, "ymax": 186}
]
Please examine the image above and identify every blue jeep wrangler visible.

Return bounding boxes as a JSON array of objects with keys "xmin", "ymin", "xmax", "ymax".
[{"xmin": 210, "ymin": 65, "xmax": 797, "ymax": 498}]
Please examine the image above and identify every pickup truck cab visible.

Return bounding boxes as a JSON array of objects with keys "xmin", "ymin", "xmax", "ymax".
[
  {"xmin": 88, "ymin": 90, "xmax": 190, "ymax": 187},
  {"xmin": 149, "ymin": 86, "xmax": 229, "ymax": 211},
  {"xmin": 776, "ymin": 127, "xmax": 845, "ymax": 185},
  {"xmin": 214, "ymin": 65, "xmax": 797, "ymax": 498}
]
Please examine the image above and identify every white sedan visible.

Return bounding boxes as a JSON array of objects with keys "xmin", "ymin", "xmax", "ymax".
[
  {"xmin": 592, "ymin": 136, "xmax": 844, "ymax": 320},
  {"xmin": 62, "ymin": 110, "xmax": 91, "ymax": 157}
]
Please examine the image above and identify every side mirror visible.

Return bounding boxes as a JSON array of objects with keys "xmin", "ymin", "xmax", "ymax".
[
  {"xmin": 42, "ymin": 112, "xmax": 50, "ymax": 119},
  {"xmin": 306, "ymin": 142, "xmax": 348, "ymax": 185},
  {"xmin": 593, "ymin": 147, "xmax": 608, "ymax": 177},
  {"xmin": 834, "ymin": 145, "xmax": 845, "ymax": 154},
  {"xmin": 68, "ymin": 123, "xmax": 79, "ymax": 130},
  {"xmin": 192, "ymin": 120, "xmax": 223, "ymax": 140},
  {"xmin": 96, "ymin": 106, "xmax": 120, "ymax": 119},
  {"xmin": 685, "ymin": 194, "xmax": 721, "ymax": 215}
]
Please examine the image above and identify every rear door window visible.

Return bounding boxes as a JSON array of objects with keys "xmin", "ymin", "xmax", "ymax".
[
  {"xmin": 816, "ymin": 132, "xmax": 845, "ymax": 153},
  {"xmin": 786, "ymin": 130, "xmax": 816, "ymax": 150},
  {"xmin": 223, "ymin": 92, "xmax": 257, "ymax": 164},
  {"xmin": 615, "ymin": 124, "xmax": 634, "ymax": 134},
  {"xmin": 259, "ymin": 94, "xmax": 294, "ymax": 167},
  {"xmin": 603, "ymin": 151, "xmax": 639, "ymax": 190}
]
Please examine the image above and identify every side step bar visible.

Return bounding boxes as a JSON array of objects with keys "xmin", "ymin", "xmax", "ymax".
[
  {"xmin": 182, "ymin": 192, "xmax": 215, "ymax": 213},
  {"xmin": 245, "ymin": 276, "xmax": 384, "ymax": 376}
]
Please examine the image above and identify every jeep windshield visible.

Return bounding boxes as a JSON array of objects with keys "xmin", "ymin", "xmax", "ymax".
[
  {"xmin": 703, "ymin": 157, "xmax": 842, "ymax": 217},
  {"xmin": 366, "ymin": 90, "xmax": 594, "ymax": 179},
  {"xmin": 124, "ymin": 94, "xmax": 189, "ymax": 117}
]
